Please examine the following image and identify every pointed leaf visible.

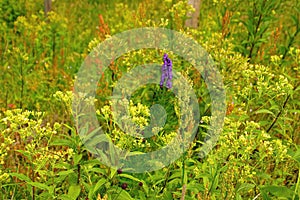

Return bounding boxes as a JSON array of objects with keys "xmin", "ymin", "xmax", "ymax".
[
  {"xmin": 93, "ymin": 178, "xmax": 106, "ymax": 194},
  {"xmin": 68, "ymin": 185, "xmax": 81, "ymax": 200},
  {"xmin": 255, "ymin": 109, "xmax": 275, "ymax": 117},
  {"xmin": 9, "ymin": 173, "xmax": 32, "ymax": 182}
]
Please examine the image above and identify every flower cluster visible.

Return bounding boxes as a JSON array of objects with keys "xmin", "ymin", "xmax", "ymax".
[
  {"xmin": 129, "ymin": 100, "xmax": 150, "ymax": 128},
  {"xmin": 160, "ymin": 53, "xmax": 173, "ymax": 89}
]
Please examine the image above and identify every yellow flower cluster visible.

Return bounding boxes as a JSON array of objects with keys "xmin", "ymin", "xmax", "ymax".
[
  {"xmin": 207, "ymin": 114, "xmax": 295, "ymax": 197},
  {"xmin": 0, "ymin": 137, "xmax": 14, "ymax": 165},
  {"xmin": 53, "ymin": 91, "xmax": 73, "ymax": 105},
  {"xmin": 129, "ymin": 100, "xmax": 150, "ymax": 128},
  {"xmin": 238, "ymin": 64, "xmax": 293, "ymax": 99},
  {"xmin": 169, "ymin": 1, "xmax": 195, "ymax": 19},
  {"xmin": 87, "ymin": 37, "xmax": 101, "ymax": 53},
  {"xmin": 0, "ymin": 169, "xmax": 9, "ymax": 183},
  {"xmin": 0, "ymin": 108, "xmax": 72, "ymax": 184},
  {"xmin": 288, "ymin": 47, "xmax": 300, "ymax": 71}
]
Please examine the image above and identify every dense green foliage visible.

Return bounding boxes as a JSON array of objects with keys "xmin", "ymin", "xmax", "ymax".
[{"xmin": 0, "ymin": 0, "xmax": 299, "ymax": 199}]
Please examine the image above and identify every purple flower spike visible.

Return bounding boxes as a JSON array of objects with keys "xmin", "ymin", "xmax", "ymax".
[{"xmin": 160, "ymin": 53, "xmax": 173, "ymax": 89}]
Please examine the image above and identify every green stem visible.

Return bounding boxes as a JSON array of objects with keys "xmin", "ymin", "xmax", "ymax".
[
  {"xmin": 113, "ymin": 187, "xmax": 123, "ymax": 200},
  {"xmin": 181, "ymin": 134, "xmax": 187, "ymax": 199},
  {"xmin": 292, "ymin": 165, "xmax": 300, "ymax": 200},
  {"xmin": 32, "ymin": 163, "xmax": 35, "ymax": 200},
  {"xmin": 182, "ymin": 154, "xmax": 185, "ymax": 185},
  {"xmin": 248, "ymin": 0, "xmax": 266, "ymax": 61},
  {"xmin": 267, "ymin": 83, "xmax": 300, "ymax": 133},
  {"xmin": 159, "ymin": 166, "xmax": 170, "ymax": 194},
  {"xmin": 281, "ymin": 28, "xmax": 299, "ymax": 63},
  {"xmin": 20, "ymin": 62, "xmax": 24, "ymax": 109}
]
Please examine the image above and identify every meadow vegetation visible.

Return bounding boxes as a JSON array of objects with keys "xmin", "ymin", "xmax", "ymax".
[{"xmin": 0, "ymin": 0, "xmax": 299, "ymax": 199}]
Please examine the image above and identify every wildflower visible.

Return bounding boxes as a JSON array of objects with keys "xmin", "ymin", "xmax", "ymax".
[{"xmin": 160, "ymin": 53, "xmax": 173, "ymax": 89}]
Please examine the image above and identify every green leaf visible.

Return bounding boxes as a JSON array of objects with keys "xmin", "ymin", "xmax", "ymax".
[
  {"xmin": 236, "ymin": 194, "xmax": 243, "ymax": 200},
  {"xmin": 58, "ymin": 194, "xmax": 71, "ymax": 200},
  {"xmin": 186, "ymin": 182, "xmax": 205, "ymax": 193},
  {"xmin": 28, "ymin": 181, "xmax": 50, "ymax": 191},
  {"xmin": 83, "ymin": 133, "xmax": 108, "ymax": 148},
  {"xmin": 109, "ymin": 142, "xmax": 116, "ymax": 166},
  {"xmin": 88, "ymin": 167, "xmax": 106, "ymax": 174},
  {"xmin": 73, "ymin": 153, "xmax": 82, "ymax": 165},
  {"xmin": 109, "ymin": 168, "xmax": 117, "ymax": 179},
  {"xmin": 169, "ymin": 171, "xmax": 181, "ymax": 180},
  {"xmin": 93, "ymin": 178, "xmax": 106, "ymax": 194},
  {"xmin": 81, "ymin": 158, "xmax": 102, "ymax": 166},
  {"xmin": 261, "ymin": 185, "xmax": 294, "ymax": 198},
  {"xmin": 68, "ymin": 185, "xmax": 81, "ymax": 200},
  {"xmin": 261, "ymin": 189, "xmax": 272, "ymax": 200},
  {"xmin": 81, "ymin": 127, "xmax": 107, "ymax": 144},
  {"xmin": 138, "ymin": 190, "xmax": 147, "ymax": 200},
  {"xmin": 290, "ymin": 148, "xmax": 300, "ymax": 164},
  {"xmin": 237, "ymin": 183, "xmax": 255, "ymax": 193},
  {"xmin": 14, "ymin": 150, "xmax": 32, "ymax": 160},
  {"xmin": 57, "ymin": 169, "xmax": 74, "ymax": 176},
  {"xmin": 50, "ymin": 138, "xmax": 75, "ymax": 149},
  {"xmin": 53, "ymin": 162, "xmax": 71, "ymax": 169},
  {"xmin": 9, "ymin": 173, "xmax": 32, "ymax": 182},
  {"xmin": 160, "ymin": 191, "xmax": 173, "ymax": 200},
  {"xmin": 255, "ymin": 109, "xmax": 275, "ymax": 117},
  {"xmin": 116, "ymin": 190, "xmax": 133, "ymax": 200},
  {"xmin": 119, "ymin": 173, "xmax": 141, "ymax": 182}
]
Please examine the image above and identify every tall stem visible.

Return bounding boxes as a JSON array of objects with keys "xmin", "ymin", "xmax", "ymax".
[
  {"xmin": 20, "ymin": 62, "xmax": 24, "ymax": 109},
  {"xmin": 292, "ymin": 166, "xmax": 300, "ymax": 200}
]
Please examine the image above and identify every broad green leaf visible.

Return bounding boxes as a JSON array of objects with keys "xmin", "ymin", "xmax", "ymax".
[
  {"xmin": 110, "ymin": 168, "xmax": 117, "ymax": 179},
  {"xmin": 261, "ymin": 190, "xmax": 272, "ymax": 200},
  {"xmin": 138, "ymin": 190, "xmax": 147, "ymax": 200},
  {"xmin": 290, "ymin": 148, "xmax": 300, "ymax": 164},
  {"xmin": 9, "ymin": 173, "xmax": 32, "ymax": 182},
  {"xmin": 109, "ymin": 142, "xmax": 116, "ymax": 166},
  {"xmin": 186, "ymin": 182, "xmax": 205, "ymax": 193},
  {"xmin": 116, "ymin": 190, "xmax": 133, "ymax": 200},
  {"xmin": 73, "ymin": 153, "xmax": 82, "ymax": 165},
  {"xmin": 169, "ymin": 171, "xmax": 181, "ymax": 180},
  {"xmin": 93, "ymin": 178, "xmax": 106, "ymax": 194},
  {"xmin": 50, "ymin": 138, "xmax": 75, "ymax": 148},
  {"xmin": 57, "ymin": 169, "xmax": 74, "ymax": 176},
  {"xmin": 81, "ymin": 158, "xmax": 102, "ymax": 166},
  {"xmin": 28, "ymin": 181, "xmax": 50, "ymax": 191},
  {"xmin": 14, "ymin": 150, "xmax": 32, "ymax": 160},
  {"xmin": 81, "ymin": 127, "xmax": 106, "ymax": 143},
  {"xmin": 261, "ymin": 185, "xmax": 294, "ymax": 198},
  {"xmin": 119, "ymin": 173, "xmax": 141, "ymax": 182},
  {"xmin": 83, "ymin": 133, "xmax": 108, "ymax": 148},
  {"xmin": 58, "ymin": 194, "xmax": 74, "ymax": 200},
  {"xmin": 53, "ymin": 162, "xmax": 71, "ymax": 169},
  {"xmin": 160, "ymin": 191, "xmax": 173, "ymax": 200},
  {"xmin": 237, "ymin": 183, "xmax": 255, "ymax": 193},
  {"xmin": 236, "ymin": 194, "xmax": 243, "ymax": 200},
  {"xmin": 68, "ymin": 185, "xmax": 81, "ymax": 200}
]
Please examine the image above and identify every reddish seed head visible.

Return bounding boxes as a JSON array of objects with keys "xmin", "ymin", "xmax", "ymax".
[
  {"xmin": 121, "ymin": 183, "xmax": 128, "ymax": 190},
  {"xmin": 117, "ymin": 168, "xmax": 122, "ymax": 174},
  {"xmin": 138, "ymin": 182, "xmax": 143, "ymax": 187},
  {"xmin": 8, "ymin": 104, "xmax": 16, "ymax": 109}
]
